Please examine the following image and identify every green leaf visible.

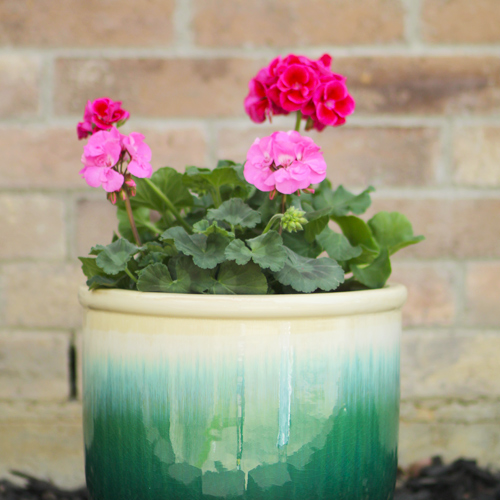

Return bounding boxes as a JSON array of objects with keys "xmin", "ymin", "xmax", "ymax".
[
  {"xmin": 183, "ymin": 165, "xmax": 248, "ymax": 194},
  {"xmin": 304, "ymin": 215, "xmax": 329, "ymax": 242},
  {"xmin": 314, "ymin": 185, "xmax": 375, "ymax": 217},
  {"xmin": 79, "ymin": 257, "xmax": 104, "ymax": 280},
  {"xmin": 137, "ymin": 258, "xmax": 210, "ymax": 293},
  {"xmin": 224, "ymin": 239, "xmax": 252, "ymax": 266},
  {"xmin": 95, "ymin": 238, "xmax": 140, "ymax": 275},
  {"xmin": 351, "ymin": 248, "xmax": 392, "ymax": 289},
  {"xmin": 245, "ymin": 231, "xmax": 287, "ymax": 271},
  {"xmin": 368, "ymin": 211, "xmax": 425, "ymax": 255},
  {"xmin": 275, "ymin": 247, "xmax": 344, "ymax": 293},
  {"xmin": 117, "ymin": 206, "xmax": 162, "ymax": 242},
  {"xmin": 89, "ymin": 244, "xmax": 106, "ymax": 256},
  {"xmin": 205, "ymin": 261, "xmax": 268, "ymax": 295},
  {"xmin": 161, "ymin": 226, "xmax": 229, "ymax": 269},
  {"xmin": 132, "ymin": 167, "xmax": 193, "ymax": 212},
  {"xmin": 316, "ymin": 227, "xmax": 363, "ymax": 261},
  {"xmin": 87, "ymin": 274, "xmax": 127, "ymax": 291},
  {"xmin": 333, "ymin": 215, "xmax": 379, "ymax": 265},
  {"xmin": 193, "ymin": 219, "xmax": 235, "ymax": 239},
  {"xmin": 207, "ymin": 198, "xmax": 261, "ymax": 228},
  {"xmin": 225, "ymin": 231, "xmax": 287, "ymax": 272},
  {"xmin": 281, "ymin": 231, "xmax": 323, "ymax": 259}
]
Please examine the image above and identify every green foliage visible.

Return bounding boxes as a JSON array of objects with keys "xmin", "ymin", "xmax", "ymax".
[
  {"xmin": 275, "ymin": 247, "xmax": 345, "ymax": 293},
  {"xmin": 81, "ymin": 156, "xmax": 423, "ymax": 294},
  {"xmin": 161, "ymin": 226, "xmax": 229, "ymax": 269},
  {"xmin": 225, "ymin": 231, "xmax": 287, "ymax": 272},
  {"xmin": 207, "ymin": 198, "xmax": 261, "ymax": 228},
  {"xmin": 351, "ymin": 248, "xmax": 392, "ymax": 289},
  {"xmin": 205, "ymin": 261, "xmax": 268, "ymax": 295},
  {"xmin": 95, "ymin": 239, "xmax": 139, "ymax": 275},
  {"xmin": 368, "ymin": 211, "xmax": 425, "ymax": 255}
]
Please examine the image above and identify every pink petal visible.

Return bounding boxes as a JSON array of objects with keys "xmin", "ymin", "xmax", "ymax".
[
  {"xmin": 127, "ymin": 159, "xmax": 152, "ymax": 178},
  {"xmin": 334, "ymin": 94, "xmax": 356, "ymax": 117},
  {"xmin": 100, "ymin": 168, "xmax": 124, "ymax": 193}
]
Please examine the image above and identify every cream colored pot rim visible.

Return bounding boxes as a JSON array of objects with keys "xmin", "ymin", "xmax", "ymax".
[{"xmin": 79, "ymin": 283, "xmax": 407, "ymax": 319}]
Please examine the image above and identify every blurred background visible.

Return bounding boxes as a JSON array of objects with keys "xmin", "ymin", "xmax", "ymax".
[{"xmin": 0, "ymin": 0, "xmax": 499, "ymax": 487}]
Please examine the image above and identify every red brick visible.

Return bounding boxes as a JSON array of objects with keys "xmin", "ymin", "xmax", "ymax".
[
  {"xmin": 452, "ymin": 127, "xmax": 500, "ymax": 187},
  {"xmin": 464, "ymin": 262, "xmax": 500, "ymax": 327},
  {"xmin": 0, "ymin": 55, "xmax": 40, "ymax": 119},
  {"xmin": 0, "ymin": 0, "xmax": 175, "ymax": 47},
  {"xmin": 366, "ymin": 198, "xmax": 500, "ymax": 259},
  {"xmin": 75, "ymin": 199, "xmax": 117, "ymax": 257},
  {"xmin": 422, "ymin": 0, "xmax": 500, "ymax": 44},
  {"xmin": 333, "ymin": 57, "xmax": 500, "ymax": 115},
  {"xmin": 0, "ymin": 194, "xmax": 66, "ymax": 260},
  {"xmin": 218, "ymin": 126, "xmax": 440, "ymax": 187},
  {"xmin": 2, "ymin": 263, "xmax": 84, "ymax": 329},
  {"xmin": 0, "ymin": 332, "xmax": 69, "ymax": 400},
  {"xmin": 194, "ymin": 0, "xmax": 405, "ymax": 47},
  {"xmin": 391, "ymin": 262, "xmax": 457, "ymax": 327},
  {"xmin": 55, "ymin": 58, "xmax": 264, "ymax": 118},
  {"xmin": 0, "ymin": 127, "xmax": 86, "ymax": 189},
  {"xmin": 124, "ymin": 126, "xmax": 208, "ymax": 171},
  {"xmin": 401, "ymin": 331, "xmax": 500, "ymax": 398}
]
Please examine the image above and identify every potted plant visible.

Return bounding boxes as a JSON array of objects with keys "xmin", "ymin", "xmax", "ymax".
[{"xmin": 78, "ymin": 54, "xmax": 423, "ymax": 500}]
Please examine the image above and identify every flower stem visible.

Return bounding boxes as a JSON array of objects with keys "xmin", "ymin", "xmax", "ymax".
[
  {"xmin": 125, "ymin": 266, "xmax": 138, "ymax": 284},
  {"xmin": 294, "ymin": 111, "xmax": 302, "ymax": 132},
  {"xmin": 144, "ymin": 178, "xmax": 192, "ymax": 233},
  {"xmin": 279, "ymin": 194, "xmax": 287, "ymax": 235},
  {"xmin": 263, "ymin": 214, "xmax": 283, "ymax": 234},
  {"xmin": 122, "ymin": 188, "xmax": 142, "ymax": 246}
]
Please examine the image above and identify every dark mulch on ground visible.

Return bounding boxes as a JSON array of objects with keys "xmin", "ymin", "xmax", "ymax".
[{"xmin": 1, "ymin": 457, "xmax": 499, "ymax": 499}]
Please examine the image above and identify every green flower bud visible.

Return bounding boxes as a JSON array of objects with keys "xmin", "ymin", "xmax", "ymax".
[{"xmin": 282, "ymin": 206, "xmax": 308, "ymax": 233}]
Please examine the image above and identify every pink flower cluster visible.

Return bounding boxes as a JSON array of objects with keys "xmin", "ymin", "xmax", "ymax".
[
  {"xmin": 77, "ymin": 98, "xmax": 130, "ymax": 140},
  {"xmin": 244, "ymin": 54, "xmax": 355, "ymax": 131},
  {"xmin": 80, "ymin": 126, "xmax": 152, "ymax": 202},
  {"xmin": 245, "ymin": 131, "xmax": 327, "ymax": 195}
]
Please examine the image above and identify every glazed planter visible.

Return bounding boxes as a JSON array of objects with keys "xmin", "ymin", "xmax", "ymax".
[{"xmin": 79, "ymin": 284, "xmax": 407, "ymax": 500}]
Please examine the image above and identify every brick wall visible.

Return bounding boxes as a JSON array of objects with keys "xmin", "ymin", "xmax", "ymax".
[{"xmin": 1, "ymin": 0, "xmax": 500, "ymax": 486}]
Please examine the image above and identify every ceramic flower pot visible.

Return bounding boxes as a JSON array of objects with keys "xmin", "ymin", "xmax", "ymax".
[{"xmin": 79, "ymin": 284, "xmax": 406, "ymax": 500}]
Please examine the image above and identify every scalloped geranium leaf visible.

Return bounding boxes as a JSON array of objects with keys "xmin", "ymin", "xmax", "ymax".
[
  {"xmin": 193, "ymin": 219, "xmax": 235, "ymax": 239},
  {"xmin": 161, "ymin": 226, "xmax": 229, "ymax": 269},
  {"xmin": 275, "ymin": 247, "xmax": 344, "ymax": 293},
  {"xmin": 351, "ymin": 248, "xmax": 391, "ymax": 289},
  {"xmin": 95, "ymin": 238, "xmax": 140, "ymax": 275},
  {"xmin": 282, "ymin": 231, "xmax": 323, "ymax": 259},
  {"xmin": 245, "ymin": 231, "xmax": 287, "ymax": 271},
  {"xmin": 137, "ymin": 257, "xmax": 210, "ymax": 293},
  {"xmin": 117, "ymin": 206, "xmax": 162, "ymax": 242},
  {"xmin": 87, "ymin": 274, "xmax": 127, "ymax": 291},
  {"xmin": 225, "ymin": 239, "xmax": 252, "ymax": 266},
  {"xmin": 333, "ymin": 215, "xmax": 379, "ymax": 265},
  {"xmin": 206, "ymin": 261, "xmax": 268, "ymax": 295},
  {"xmin": 79, "ymin": 257, "xmax": 104, "ymax": 280},
  {"xmin": 368, "ymin": 211, "xmax": 425, "ymax": 255},
  {"xmin": 132, "ymin": 167, "xmax": 194, "ymax": 212},
  {"xmin": 183, "ymin": 165, "xmax": 248, "ymax": 194},
  {"xmin": 304, "ymin": 214, "xmax": 329, "ymax": 243},
  {"xmin": 207, "ymin": 198, "xmax": 261, "ymax": 228},
  {"xmin": 314, "ymin": 185, "xmax": 375, "ymax": 217},
  {"xmin": 89, "ymin": 244, "xmax": 106, "ymax": 256},
  {"xmin": 316, "ymin": 227, "xmax": 363, "ymax": 262}
]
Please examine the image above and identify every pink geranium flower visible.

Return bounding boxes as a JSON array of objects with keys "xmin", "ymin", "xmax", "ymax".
[
  {"xmin": 122, "ymin": 132, "xmax": 153, "ymax": 178},
  {"xmin": 244, "ymin": 131, "xmax": 327, "ymax": 195},
  {"xmin": 313, "ymin": 79, "xmax": 355, "ymax": 127},
  {"xmin": 76, "ymin": 97, "xmax": 130, "ymax": 139},
  {"xmin": 80, "ymin": 127, "xmax": 123, "ymax": 191},
  {"xmin": 244, "ymin": 53, "xmax": 355, "ymax": 132}
]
